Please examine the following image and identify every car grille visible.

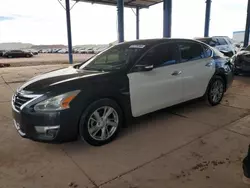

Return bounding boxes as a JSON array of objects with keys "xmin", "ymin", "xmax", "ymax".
[{"xmin": 13, "ymin": 93, "xmax": 34, "ymax": 111}]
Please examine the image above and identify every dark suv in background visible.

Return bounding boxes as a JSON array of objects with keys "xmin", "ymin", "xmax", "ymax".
[{"xmin": 3, "ymin": 50, "xmax": 33, "ymax": 58}]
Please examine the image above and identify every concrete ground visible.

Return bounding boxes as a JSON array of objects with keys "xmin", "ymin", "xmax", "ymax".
[
  {"xmin": 0, "ymin": 54, "xmax": 93, "ymax": 67},
  {"xmin": 1, "ymin": 65, "xmax": 250, "ymax": 188}
]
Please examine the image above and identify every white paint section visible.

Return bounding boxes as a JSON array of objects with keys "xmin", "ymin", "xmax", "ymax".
[
  {"xmin": 128, "ymin": 58, "xmax": 216, "ymax": 118},
  {"xmin": 180, "ymin": 58, "xmax": 215, "ymax": 101},
  {"xmin": 128, "ymin": 64, "xmax": 183, "ymax": 117}
]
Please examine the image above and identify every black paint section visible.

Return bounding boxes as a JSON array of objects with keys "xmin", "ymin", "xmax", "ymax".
[
  {"xmin": 12, "ymin": 39, "xmax": 234, "ymax": 142},
  {"xmin": 233, "ymin": 49, "xmax": 250, "ymax": 73}
]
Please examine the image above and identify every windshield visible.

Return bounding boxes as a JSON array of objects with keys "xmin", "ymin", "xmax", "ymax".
[
  {"xmin": 212, "ymin": 47, "xmax": 226, "ymax": 57},
  {"xmin": 245, "ymin": 45, "xmax": 250, "ymax": 51},
  {"xmin": 79, "ymin": 44, "xmax": 147, "ymax": 71},
  {"xmin": 197, "ymin": 38, "xmax": 217, "ymax": 47}
]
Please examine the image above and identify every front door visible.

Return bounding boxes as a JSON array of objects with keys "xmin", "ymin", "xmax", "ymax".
[{"xmin": 128, "ymin": 43, "xmax": 183, "ymax": 117}]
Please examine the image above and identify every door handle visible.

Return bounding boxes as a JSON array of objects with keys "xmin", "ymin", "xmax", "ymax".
[
  {"xmin": 205, "ymin": 62, "xmax": 213, "ymax": 67},
  {"xmin": 171, "ymin": 71, "xmax": 182, "ymax": 76}
]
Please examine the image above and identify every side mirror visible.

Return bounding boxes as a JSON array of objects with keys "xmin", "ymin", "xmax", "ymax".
[
  {"xmin": 220, "ymin": 50, "xmax": 233, "ymax": 57},
  {"xmin": 235, "ymin": 44, "xmax": 241, "ymax": 48},
  {"xmin": 134, "ymin": 64, "xmax": 154, "ymax": 72}
]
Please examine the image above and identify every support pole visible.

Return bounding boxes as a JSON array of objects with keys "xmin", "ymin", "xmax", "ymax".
[
  {"xmin": 244, "ymin": 0, "xmax": 250, "ymax": 47},
  {"xmin": 136, "ymin": 7, "xmax": 140, "ymax": 40},
  {"xmin": 163, "ymin": 0, "xmax": 172, "ymax": 38},
  {"xmin": 204, "ymin": 0, "xmax": 212, "ymax": 37},
  {"xmin": 117, "ymin": 0, "xmax": 124, "ymax": 43},
  {"xmin": 65, "ymin": 0, "xmax": 73, "ymax": 64}
]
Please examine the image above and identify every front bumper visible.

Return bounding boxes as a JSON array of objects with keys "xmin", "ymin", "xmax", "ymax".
[
  {"xmin": 235, "ymin": 64, "xmax": 250, "ymax": 72},
  {"xmin": 234, "ymin": 56, "xmax": 250, "ymax": 73},
  {"xmin": 12, "ymin": 107, "xmax": 79, "ymax": 143}
]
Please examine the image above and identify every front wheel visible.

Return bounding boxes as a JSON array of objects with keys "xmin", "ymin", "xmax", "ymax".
[
  {"xmin": 206, "ymin": 76, "xmax": 225, "ymax": 106},
  {"xmin": 79, "ymin": 99, "xmax": 123, "ymax": 146}
]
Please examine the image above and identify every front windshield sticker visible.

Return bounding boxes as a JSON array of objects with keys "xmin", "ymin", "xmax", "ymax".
[{"xmin": 129, "ymin": 45, "xmax": 145, "ymax": 49}]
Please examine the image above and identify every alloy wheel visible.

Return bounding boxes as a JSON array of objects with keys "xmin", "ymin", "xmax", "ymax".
[
  {"xmin": 210, "ymin": 80, "xmax": 224, "ymax": 103},
  {"xmin": 87, "ymin": 106, "xmax": 119, "ymax": 141}
]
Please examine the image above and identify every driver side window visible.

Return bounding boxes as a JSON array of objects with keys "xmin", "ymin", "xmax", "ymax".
[{"xmin": 137, "ymin": 43, "xmax": 179, "ymax": 68}]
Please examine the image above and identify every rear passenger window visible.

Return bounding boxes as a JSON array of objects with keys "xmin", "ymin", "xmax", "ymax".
[
  {"xmin": 217, "ymin": 38, "xmax": 227, "ymax": 45},
  {"xmin": 178, "ymin": 42, "xmax": 204, "ymax": 62},
  {"xmin": 138, "ymin": 43, "xmax": 179, "ymax": 67}
]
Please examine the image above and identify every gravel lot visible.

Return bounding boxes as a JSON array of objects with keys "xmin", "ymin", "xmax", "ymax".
[{"xmin": 1, "ymin": 66, "xmax": 250, "ymax": 188}]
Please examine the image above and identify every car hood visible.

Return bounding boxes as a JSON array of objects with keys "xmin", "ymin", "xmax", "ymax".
[
  {"xmin": 237, "ymin": 50, "xmax": 250, "ymax": 56},
  {"xmin": 18, "ymin": 66, "xmax": 107, "ymax": 93}
]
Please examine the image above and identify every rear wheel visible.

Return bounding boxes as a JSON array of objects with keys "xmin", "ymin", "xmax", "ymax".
[
  {"xmin": 79, "ymin": 99, "xmax": 123, "ymax": 146},
  {"xmin": 206, "ymin": 76, "xmax": 225, "ymax": 106},
  {"xmin": 234, "ymin": 68, "xmax": 240, "ymax": 75}
]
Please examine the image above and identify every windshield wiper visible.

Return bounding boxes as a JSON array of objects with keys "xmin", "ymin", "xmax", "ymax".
[{"xmin": 82, "ymin": 67, "xmax": 106, "ymax": 72}]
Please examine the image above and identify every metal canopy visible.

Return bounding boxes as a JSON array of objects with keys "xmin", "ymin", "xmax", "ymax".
[{"xmin": 74, "ymin": 0, "xmax": 162, "ymax": 8}]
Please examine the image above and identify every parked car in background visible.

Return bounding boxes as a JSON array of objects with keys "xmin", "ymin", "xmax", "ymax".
[
  {"xmin": 45, "ymin": 49, "xmax": 52, "ymax": 53},
  {"xmin": 31, "ymin": 51, "xmax": 39, "ymax": 55},
  {"xmin": 78, "ymin": 49, "xmax": 86, "ymax": 54},
  {"xmin": 24, "ymin": 49, "xmax": 39, "ymax": 55},
  {"xmin": 233, "ymin": 45, "xmax": 250, "ymax": 75},
  {"xmin": 86, "ymin": 48, "xmax": 94, "ymax": 54},
  {"xmin": 195, "ymin": 36, "xmax": 237, "ymax": 57},
  {"xmin": 94, "ymin": 47, "xmax": 106, "ymax": 54},
  {"xmin": 0, "ymin": 50, "xmax": 6, "ymax": 57},
  {"xmin": 51, "ymin": 48, "xmax": 61, "ymax": 53},
  {"xmin": 3, "ymin": 50, "xmax": 33, "ymax": 58},
  {"xmin": 58, "ymin": 49, "xmax": 68, "ymax": 53},
  {"xmin": 73, "ymin": 48, "xmax": 82, "ymax": 53},
  {"xmin": 12, "ymin": 38, "xmax": 233, "ymax": 146}
]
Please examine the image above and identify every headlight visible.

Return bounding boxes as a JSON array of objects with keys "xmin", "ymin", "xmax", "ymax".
[
  {"xmin": 230, "ymin": 55, "xmax": 236, "ymax": 64},
  {"xmin": 34, "ymin": 90, "xmax": 80, "ymax": 112}
]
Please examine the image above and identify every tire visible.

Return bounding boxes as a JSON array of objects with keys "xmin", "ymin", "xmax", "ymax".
[
  {"xmin": 206, "ymin": 76, "xmax": 225, "ymax": 106},
  {"xmin": 234, "ymin": 69, "xmax": 240, "ymax": 75},
  {"xmin": 79, "ymin": 99, "xmax": 123, "ymax": 146}
]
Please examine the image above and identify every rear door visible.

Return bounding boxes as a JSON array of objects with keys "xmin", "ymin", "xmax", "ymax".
[
  {"xmin": 128, "ymin": 42, "xmax": 183, "ymax": 117},
  {"xmin": 15, "ymin": 50, "xmax": 22, "ymax": 57},
  {"xmin": 177, "ymin": 41, "xmax": 215, "ymax": 101}
]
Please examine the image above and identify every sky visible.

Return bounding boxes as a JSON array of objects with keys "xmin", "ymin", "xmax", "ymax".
[{"xmin": 0, "ymin": 0, "xmax": 248, "ymax": 45}]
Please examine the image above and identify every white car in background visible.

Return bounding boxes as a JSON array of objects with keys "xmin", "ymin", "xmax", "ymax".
[
  {"xmin": 196, "ymin": 36, "xmax": 237, "ymax": 57},
  {"xmin": 58, "ymin": 49, "xmax": 68, "ymax": 53}
]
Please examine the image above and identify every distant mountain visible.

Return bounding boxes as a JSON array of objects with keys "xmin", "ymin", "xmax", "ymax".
[
  {"xmin": 74, "ymin": 44, "xmax": 108, "ymax": 49},
  {"xmin": 31, "ymin": 44, "xmax": 67, "ymax": 49},
  {"xmin": 0, "ymin": 42, "xmax": 33, "ymax": 50},
  {"xmin": 0, "ymin": 42, "xmax": 109, "ymax": 50}
]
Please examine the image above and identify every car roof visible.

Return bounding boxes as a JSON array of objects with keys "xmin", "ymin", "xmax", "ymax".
[
  {"xmin": 195, "ymin": 37, "xmax": 213, "ymax": 40},
  {"xmin": 116, "ymin": 38, "xmax": 204, "ymax": 47}
]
